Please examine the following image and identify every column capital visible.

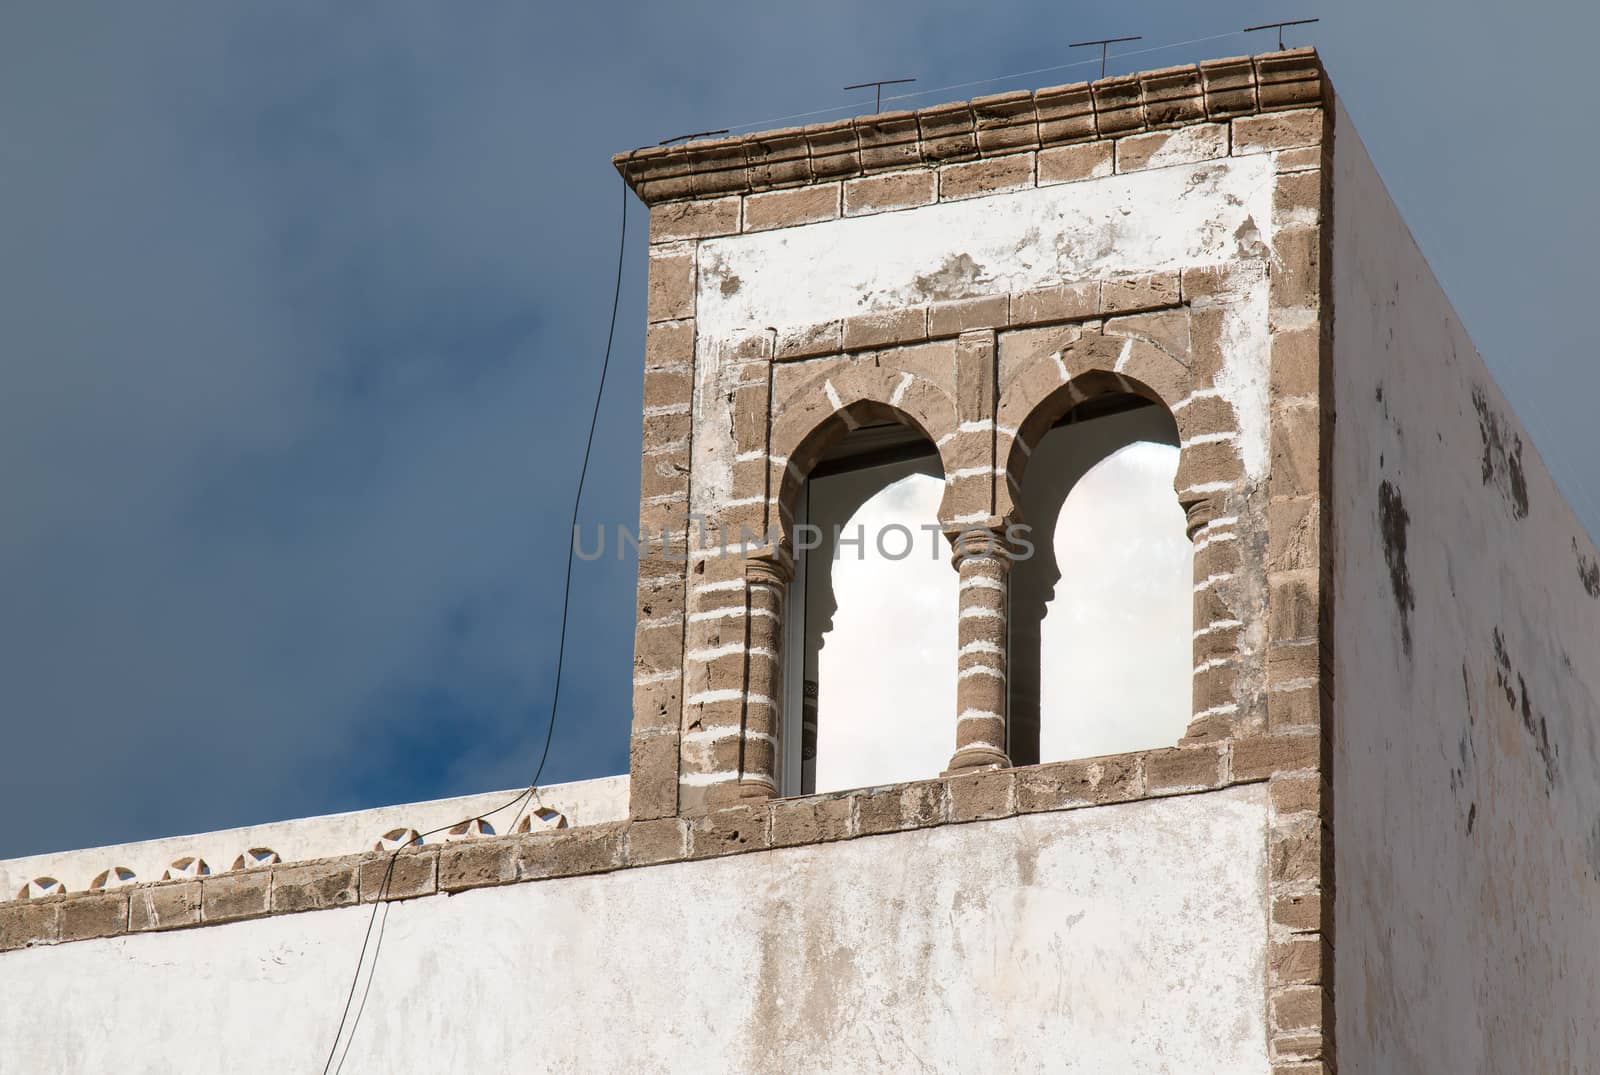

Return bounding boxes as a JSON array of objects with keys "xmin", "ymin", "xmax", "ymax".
[
  {"xmin": 943, "ymin": 519, "xmax": 1023, "ymax": 569},
  {"xmin": 744, "ymin": 544, "xmax": 794, "ymax": 587},
  {"xmin": 1178, "ymin": 493, "xmax": 1222, "ymax": 541}
]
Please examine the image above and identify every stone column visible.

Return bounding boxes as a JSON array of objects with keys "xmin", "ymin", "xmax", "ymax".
[
  {"xmin": 734, "ymin": 549, "xmax": 792, "ymax": 800},
  {"xmin": 1179, "ymin": 490, "xmax": 1242, "ymax": 741},
  {"xmin": 946, "ymin": 526, "xmax": 1014, "ymax": 774}
]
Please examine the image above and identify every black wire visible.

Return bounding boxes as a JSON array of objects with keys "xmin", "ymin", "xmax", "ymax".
[{"xmin": 319, "ymin": 176, "xmax": 631, "ymax": 1074}]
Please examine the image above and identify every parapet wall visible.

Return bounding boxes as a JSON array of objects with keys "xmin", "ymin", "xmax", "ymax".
[
  {"xmin": 0, "ymin": 777, "xmax": 626, "ymax": 904},
  {"xmin": 0, "ymin": 783, "xmax": 1273, "ymax": 1074},
  {"xmin": 0, "ymin": 744, "xmax": 1309, "ymax": 955}
]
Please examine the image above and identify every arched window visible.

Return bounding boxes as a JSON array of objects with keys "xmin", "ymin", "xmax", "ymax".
[
  {"xmin": 782, "ymin": 423, "xmax": 957, "ymax": 795},
  {"xmin": 1009, "ymin": 398, "xmax": 1193, "ymax": 764}
]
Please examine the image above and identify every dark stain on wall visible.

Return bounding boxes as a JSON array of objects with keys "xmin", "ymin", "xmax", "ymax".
[
  {"xmin": 1492, "ymin": 627, "xmax": 1560, "ymax": 791},
  {"xmin": 1587, "ymin": 815, "xmax": 1600, "ymax": 882},
  {"xmin": 1379, "ymin": 480, "xmax": 1416, "ymax": 654},
  {"xmin": 911, "ymin": 253, "xmax": 989, "ymax": 302},
  {"xmin": 1575, "ymin": 538, "xmax": 1600, "ymax": 599},
  {"xmin": 1450, "ymin": 662, "xmax": 1480, "ymax": 836},
  {"xmin": 1471, "ymin": 386, "xmax": 1530, "ymax": 519}
]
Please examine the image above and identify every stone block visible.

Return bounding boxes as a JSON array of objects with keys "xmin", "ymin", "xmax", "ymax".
[
  {"xmin": 526, "ymin": 824, "xmax": 625, "ymax": 878},
  {"xmin": 358, "ymin": 847, "xmax": 438, "ymax": 903},
  {"xmin": 629, "ymin": 731, "xmax": 680, "ymax": 820},
  {"xmin": 1233, "ymin": 733, "xmax": 1319, "ymax": 783},
  {"xmin": 843, "ymin": 168, "xmax": 936, "ymax": 215},
  {"xmin": 201, "ymin": 871, "xmax": 271, "ymax": 925},
  {"xmin": 1139, "ymin": 65, "xmax": 1205, "ymax": 127},
  {"xmin": 1254, "ymin": 50, "xmax": 1324, "ymax": 110},
  {"xmin": 1033, "ymin": 83, "xmax": 1096, "ymax": 144},
  {"xmin": 1199, "ymin": 56, "xmax": 1256, "ymax": 118},
  {"xmin": 917, "ymin": 101, "xmax": 977, "ymax": 162},
  {"xmin": 1268, "ymin": 684, "xmax": 1323, "ymax": 734},
  {"xmin": 744, "ymin": 184, "xmax": 840, "ymax": 232},
  {"xmin": 623, "ymin": 817, "xmax": 688, "ymax": 865},
  {"xmin": 843, "ymin": 307, "xmax": 926, "ymax": 350},
  {"xmin": 1272, "ymin": 889, "xmax": 1321, "ymax": 932},
  {"xmin": 1233, "ymin": 109, "xmax": 1323, "ymax": 155},
  {"xmin": 1116, "ymin": 123, "xmax": 1227, "ymax": 173},
  {"xmin": 0, "ymin": 899, "xmax": 59, "ymax": 951},
  {"xmin": 1270, "ymin": 326, "xmax": 1320, "ymax": 399},
  {"xmin": 129, "ymin": 881, "xmax": 202, "ymax": 931},
  {"xmin": 1101, "ymin": 272, "xmax": 1180, "ymax": 314},
  {"xmin": 1036, "ymin": 140, "xmax": 1113, "ymax": 185},
  {"xmin": 1270, "ymin": 934, "xmax": 1327, "ymax": 985},
  {"xmin": 776, "ymin": 319, "xmax": 843, "ymax": 360},
  {"xmin": 58, "ymin": 891, "xmax": 128, "ymax": 942},
  {"xmin": 928, "ymin": 296, "xmax": 1008, "ymax": 338},
  {"xmin": 1271, "ymin": 984, "xmax": 1327, "ymax": 1032},
  {"xmin": 938, "ymin": 154, "xmax": 1033, "ymax": 201},
  {"xmin": 1012, "ymin": 281, "xmax": 1097, "ymax": 325},
  {"xmin": 646, "ymin": 251, "xmax": 695, "ymax": 323},
  {"xmin": 900, "ymin": 780, "xmax": 947, "ymax": 828},
  {"xmin": 947, "ymin": 768, "xmax": 1015, "ymax": 822},
  {"xmin": 1016, "ymin": 754, "xmax": 1139, "ymax": 811},
  {"xmin": 1090, "ymin": 75, "xmax": 1144, "ymax": 135},
  {"xmin": 269, "ymin": 860, "xmax": 358, "ymax": 915},
  {"xmin": 649, "ymin": 197, "xmax": 740, "ymax": 243},
  {"xmin": 854, "ymin": 111, "xmax": 921, "ymax": 172},
  {"xmin": 971, "ymin": 90, "xmax": 1039, "ymax": 154},
  {"xmin": 688, "ymin": 805, "xmax": 769, "ymax": 858},
  {"xmin": 1270, "ymin": 226, "xmax": 1321, "ymax": 311},
  {"xmin": 644, "ymin": 318, "xmax": 694, "ymax": 371},
  {"xmin": 1268, "ymin": 403, "xmax": 1320, "ymax": 499},
  {"xmin": 1145, "ymin": 745, "xmax": 1223, "ymax": 791},
  {"xmin": 439, "ymin": 839, "xmax": 520, "ymax": 892},
  {"xmin": 1270, "ymin": 818, "xmax": 1325, "ymax": 881},
  {"xmin": 770, "ymin": 795, "xmax": 854, "ymax": 846}
]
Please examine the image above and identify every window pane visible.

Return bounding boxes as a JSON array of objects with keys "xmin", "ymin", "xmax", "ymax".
[
  {"xmin": 802, "ymin": 456, "xmax": 956, "ymax": 793},
  {"xmin": 1012, "ymin": 405, "xmax": 1192, "ymax": 762}
]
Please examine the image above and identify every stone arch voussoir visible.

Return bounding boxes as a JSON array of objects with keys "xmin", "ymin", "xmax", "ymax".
[
  {"xmin": 995, "ymin": 331, "xmax": 1192, "ymax": 520},
  {"xmin": 769, "ymin": 366, "xmax": 958, "ymax": 549}
]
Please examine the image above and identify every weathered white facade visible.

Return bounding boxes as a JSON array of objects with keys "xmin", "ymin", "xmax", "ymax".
[
  {"xmin": 0, "ymin": 788, "xmax": 1269, "ymax": 1074},
  {"xmin": 1329, "ymin": 101, "xmax": 1600, "ymax": 1072}
]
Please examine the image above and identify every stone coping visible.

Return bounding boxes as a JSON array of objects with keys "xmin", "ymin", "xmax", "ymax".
[
  {"xmin": 0, "ymin": 775, "xmax": 629, "ymax": 902},
  {"xmin": 0, "ymin": 734, "xmax": 1319, "ymax": 953},
  {"xmin": 613, "ymin": 49, "xmax": 1324, "ymax": 204}
]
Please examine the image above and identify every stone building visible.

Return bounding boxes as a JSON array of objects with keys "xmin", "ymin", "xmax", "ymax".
[{"xmin": 4, "ymin": 48, "xmax": 1599, "ymax": 1073}]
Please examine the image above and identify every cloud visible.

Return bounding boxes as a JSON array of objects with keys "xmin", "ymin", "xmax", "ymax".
[{"xmin": 2, "ymin": 0, "xmax": 1596, "ymax": 858}]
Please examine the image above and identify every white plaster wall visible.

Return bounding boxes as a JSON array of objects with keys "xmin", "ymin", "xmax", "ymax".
[
  {"xmin": 688, "ymin": 158, "xmax": 1281, "ymax": 521},
  {"xmin": 1331, "ymin": 98, "xmax": 1600, "ymax": 1073},
  {"xmin": 0, "ymin": 787, "xmax": 1271, "ymax": 1074},
  {"xmin": 0, "ymin": 776, "xmax": 627, "ymax": 899}
]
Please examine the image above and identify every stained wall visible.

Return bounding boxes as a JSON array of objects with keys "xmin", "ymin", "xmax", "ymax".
[
  {"xmin": 1331, "ymin": 97, "xmax": 1600, "ymax": 1073},
  {"xmin": 0, "ymin": 788, "xmax": 1270, "ymax": 1075}
]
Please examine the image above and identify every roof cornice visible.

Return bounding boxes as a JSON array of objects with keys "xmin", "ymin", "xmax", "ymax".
[{"xmin": 614, "ymin": 48, "xmax": 1326, "ymax": 205}]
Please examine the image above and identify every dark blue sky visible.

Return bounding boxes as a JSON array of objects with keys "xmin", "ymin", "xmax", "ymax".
[{"xmin": 3, "ymin": 1, "xmax": 1596, "ymax": 858}]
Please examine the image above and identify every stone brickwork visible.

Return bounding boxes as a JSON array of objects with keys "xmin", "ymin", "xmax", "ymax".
[
  {"xmin": 617, "ymin": 51, "xmax": 1322, "ymax": 202},
  {"xmin": 0, "ymin": 741, "xmax": 1305, "ymax": 955},
  {"xmin": 618, "ymin": 47, "xmax": 1336, "ymax": 1074}
]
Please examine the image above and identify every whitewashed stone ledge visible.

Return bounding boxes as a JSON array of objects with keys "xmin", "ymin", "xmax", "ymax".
[{"xmin": 0, "ymin": 776, "xmax": 627, "ymax": 900}]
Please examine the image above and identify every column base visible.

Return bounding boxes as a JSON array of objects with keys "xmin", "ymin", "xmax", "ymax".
[
  {"xmin": 703, "ymin": 779, "xmax": 777, "ymax": 807},
  {"xmin": 943, "ymin": 747, "xmax": 1012, "ymax": 775},
  {"xmin": 732, "ymin": 779, "xmax": 777, "ymax": 803}
]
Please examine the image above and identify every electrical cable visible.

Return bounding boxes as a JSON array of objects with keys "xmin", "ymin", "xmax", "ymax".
[
  {"xmin": 314, "ymin": 23, "xmax": 1319, "ymax": 1066},
  {"xmin": 318, "ymin": 174, "xmax": 630, "ymax": 1074},
  {"xmin": 722, "ymin": 28, "xmax": 1252, "ymax": 134}
]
